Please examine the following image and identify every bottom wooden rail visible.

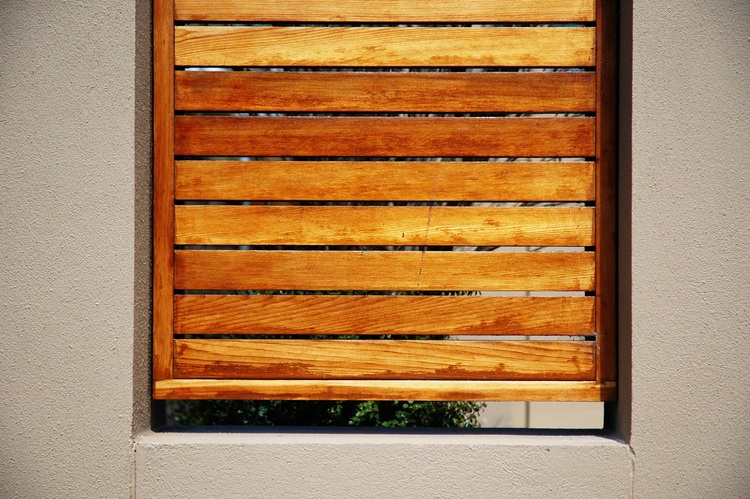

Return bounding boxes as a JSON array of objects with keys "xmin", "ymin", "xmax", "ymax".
[{"xmin": 154, "ymin": 380, "xmax": 616, "ymax": 402}]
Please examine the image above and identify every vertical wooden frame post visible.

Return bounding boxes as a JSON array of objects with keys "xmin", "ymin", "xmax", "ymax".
[
  {"xmin": 595, "ymin": 0, "xmax": 618, "ymax": 382},
  {"xmin": 153, "ymin": 0, "xmax": 175, "ymax": 381}
]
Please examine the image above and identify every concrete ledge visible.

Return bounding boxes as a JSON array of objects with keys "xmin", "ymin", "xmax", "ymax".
[{"xmin": 135, "ymin": 431, "xmax": 632, "ymax": 498}]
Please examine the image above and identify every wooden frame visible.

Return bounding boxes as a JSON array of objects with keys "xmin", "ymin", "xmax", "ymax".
[{"xmin": 153, "ymin": 0, "xmax": 617, "ymax": 401}]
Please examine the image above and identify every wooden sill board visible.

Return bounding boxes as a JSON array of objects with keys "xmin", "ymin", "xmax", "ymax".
[{"xmin": 155, "ymin": 380, "xmax": 616, "ymax": 402}]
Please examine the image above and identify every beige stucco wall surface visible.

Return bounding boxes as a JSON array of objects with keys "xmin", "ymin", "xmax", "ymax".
[
  {"xmin": 0, "ymin": 0, "xmax": 148, "ymax": 497},
  {"xmin": 628, "ymin": 0, "xmax": 750, "ymax": 497},
  {"xmin": 2, "ymin": 0, "xmax": 750, "ymax": 497}
]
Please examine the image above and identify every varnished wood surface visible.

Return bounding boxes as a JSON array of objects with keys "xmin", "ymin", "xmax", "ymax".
[
  {"xmin": 155, "ymin": 379, "xmax": 616, "ymax": 401},
  {"xmin": 155, "ymin": 0, "xmax": 618, "ymax": 401},
  {"xmin": 174, "ymin": 250, "xmax": 595, "ymax": 291},
  {"xmin": 175, "ymin": 27, "xmax": 596, "ymax": 67},
  {"xmin": 175, "ymin": 161, "xmax": 595, "ymax": 202},
  {"xmin": 152, "ymin": 0, "xmax": 175, "ymax": 380},
  {"xmin": 174, "ymin": 339, "xmax": 596, "ymax": 380},
  {"xmin": 175, "ymin": 206, "xmax": 594, "ymax": 247},
  {"xmin": 175, "ymin": 0, "xmax": 596, "ymax": 23},
  {"xmin": 175, "ymin": 71, "xmax": 596, "ymax": 113},
  {"xmin": 595, "ymin": 0, "xmax": 618, "ymax": 382},
  {"xmin": 174, "ymin": 117, "xmax": 596, "ymax": 158},
  {"xmin": 175, "ymin": 295, "xmax": 596, "ymax": 336}
]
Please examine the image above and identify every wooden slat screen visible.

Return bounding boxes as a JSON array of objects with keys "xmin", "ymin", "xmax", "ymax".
[{"xmin": 154, "ymin": 0, "xmax": 617, "ymax": 401}]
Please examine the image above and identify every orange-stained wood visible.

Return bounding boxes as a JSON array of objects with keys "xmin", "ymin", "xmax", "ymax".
[
  {"xmin": 174, "ymin": 339, "xmax": 596, "ymax": 380},
  {"xmin": 596, "ymin": 0, "xmax": 618, "ymax": 383},
  {"xmin": 175, "ymin": 27, "xmax": 596, "ymax": 67},
  {"xmin": 152, "ymin": 0, "xmax": 175, "ymax": 381},
  {"xmin": 175, "ymin": 161, "xmax": 595, "ymax": 202},
  {"xmin": 175, "ymin": 71, "xmax": 596, "ymax": 113},
  {"xmin": 155, "ymin": 379, "xmax": 616, "ymax": 401},
  {"xmin": 174, "ymin": 250, "xmax": 595, "ymax": 291},
  {"xmin": 155, "ymin": 0, "xmax": 618, "ymax": 401},
  {"xmin": 175, "ymin": 295, "xmax": 596, "ymax": 336},
  {"xmin": 174, "ymin": 117, "xmax": 596, "ymax": 158},
  {"xmin": 175, "ymin": 0, "xmax": 596, "ymax": 23},
  {"xmin": 175, "ymin": 206, "xmax": 595, "ymax": 247}
]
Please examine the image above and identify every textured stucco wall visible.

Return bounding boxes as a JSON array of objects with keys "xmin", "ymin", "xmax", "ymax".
[
  {"xmin": 135, "ymin": 432, "xmax": 632, "ymax": 498},
  {"xmin": 628, "ymin": 0, "xmax": 750, "ymax": 496},
  {"xmin": 0, "ymin": 0, "xmax": 147, "ymax": 497},
  {"xmin": 2, "ymin": 0, "xmax": 750, "ymax": 497}
]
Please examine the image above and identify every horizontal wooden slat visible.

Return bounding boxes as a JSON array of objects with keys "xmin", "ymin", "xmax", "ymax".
[
  {"xmin": 175, "ymin": 27, "xmax": 596, "ymax": 67},
  {"xmin": 175, "ymin": 206, "xmax": 594, "ymax": 247},
  {"xmin": 174, "ymin": 250, "xmax": 595, "ymax": 291},
  {"xmin": 155, "ymin": 379, "xmax": 615, "ymax": 401},
  {"xmin": 174, "ymin": 117, "xmax": 595, "ymax": 157},
  {"xmin": 174, "ymin": 339, "xmax": 595, "ymax": 380},
  {"xmin": 175, "ymin": 0, "xmax": 595, "ymax": 23},
  {"xmin": 176, "ymin": 161, "xmax": 595, "ymax": 202},
  {"xmin": 175, "ymin": 71, "xmax": 596, "ymax": 113},
  {"xmin": 175, "ymin": 295, "xmax": 595, "ymax": 336}
]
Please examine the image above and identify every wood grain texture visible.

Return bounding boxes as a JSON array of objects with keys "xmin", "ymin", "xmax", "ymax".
[
  {"xmin": 152, "ymin": 0, "xmax": 175, "ymax": 380},
  {"xmin": 175, "ymin": 0, "xmax": 596, "ymax": 23},
  {"xmin": 175, "ymin": 161, "xmax": 595, "ymax": 202},
  {"xmin": 175, "ymin": 295, "xmax": 596, "ymax": 336},
  {"xmin": 155, "ymin": 379, "xmax": 616, "ymax": 401},
  {"xmin": 175, "ymin": 71, "xmax": 596, "ymax": 113},
  {"xmin": 174, "ymin": 339, "xmax": 596, "ymax": 380},
  {"xmin": 174, "ymin": 250, "xmax": 595, "ymax": 291},
  {"xmin": 175, "ymin": 27, "xmax": 596, "ymax": 67},
  {"xmin": 174, "ymin": 117, "xmax": 596, "ymax": 158},
  {"xmin": 595, "ymin": 0, "xmax": 618, "ymax": 383},
  {"xmin": 155, "ymin": 0, "xmax": 618, "ymax": 403},
  {"xmin": 175, "ymin": 206, "xmax": 594, "ymax": 247}
]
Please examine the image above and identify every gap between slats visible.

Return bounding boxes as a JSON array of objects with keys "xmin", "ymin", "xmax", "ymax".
[{"xmin": 173, "ymin": 339, "xmax": 596, "ymax": 380}]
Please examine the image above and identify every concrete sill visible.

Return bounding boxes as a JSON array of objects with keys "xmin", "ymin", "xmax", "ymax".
[{"xmin": 135, "ymin": 430, "xmax": 632, "ymax": 498}]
